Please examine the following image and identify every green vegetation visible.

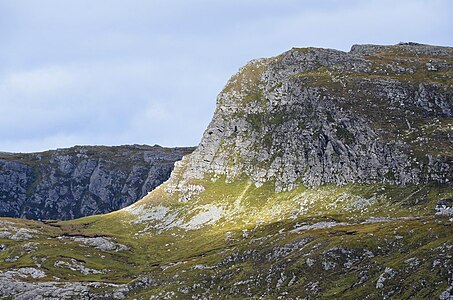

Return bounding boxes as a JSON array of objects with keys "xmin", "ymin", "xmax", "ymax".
[
  {"xmin": 1, "ymin": 45, "xmax": 452, "ymax": 298},
  {"xmin": 242, "ymin": 91, "xmax": 266, "ymax": 106},
  {"xmin": 221, "ymin": 59, "xmax": 268, "ymax": 96},
  {"xmin": 246, "ymin": 112, "xmax": 264, "ymax": 129},
  {"xmin": 0, "ymin": 178, "xmax": 451, "ymax": 298},
  {"xmin": 335, "ymin": 125, "xmax": 354, "ymax": 144},
  {"xmin": 25, "ymin": 166, "xmax": 41, "ymax": 198},
  {"xmin": 292, "ymin": 47, "xmax": 311, "ymax": 53}
]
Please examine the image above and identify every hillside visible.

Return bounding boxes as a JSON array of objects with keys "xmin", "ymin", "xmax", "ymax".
[
  {"xmin": 0, "ymin": 145, "xmax": 194, "ymax": 220},
  {"xmin": 0, "ymin": 43, "xmax": 452, "ymax": 299}
]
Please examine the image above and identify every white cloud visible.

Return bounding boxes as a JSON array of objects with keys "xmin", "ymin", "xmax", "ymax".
[
  {"xmin": 1, "ymin": 67, "xmax": 73, "ymax": 98},
  {"xmin": 0, "ymin": 0, "xmax": 451, "ymax": 152}
]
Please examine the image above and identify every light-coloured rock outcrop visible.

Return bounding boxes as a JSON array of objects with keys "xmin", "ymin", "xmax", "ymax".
[{"xmin": 166, "ymin": 43, "xmax": 452, "ymax": 201}]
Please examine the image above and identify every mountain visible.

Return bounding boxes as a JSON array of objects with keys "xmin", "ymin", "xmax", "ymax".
[
  {"xmin": 0, "ymin": 43, "xmax": 452, "ymax": 299},
  {"xmin": 168, "ymin": 43, "xmax": 451, "ymax": 197},
  {"xmin": 0, "ymin": 145, "xmax": 194, "ymax": 220}
]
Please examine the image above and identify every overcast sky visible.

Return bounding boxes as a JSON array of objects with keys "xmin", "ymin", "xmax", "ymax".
[{"xmin": 0, "ymin": 0, "xmax": 452, "ymax": 152}]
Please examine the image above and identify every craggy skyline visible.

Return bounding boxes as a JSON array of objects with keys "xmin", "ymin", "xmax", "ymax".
[{"xmin": 1, "ymin": 0, "xmax": 452, "ymax": 152}]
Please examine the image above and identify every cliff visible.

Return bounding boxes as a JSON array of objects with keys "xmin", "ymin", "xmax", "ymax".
[
  {"xmin": 0, "ymin": 43, "xmax": 452, "ymax": 299},
  {"xmin": 0, "ymin": 145, "xmax": 194, "ymax": 220},
  {"xmin": 166, "ymin": 42, "xmax": 452, "ymax": 202}
]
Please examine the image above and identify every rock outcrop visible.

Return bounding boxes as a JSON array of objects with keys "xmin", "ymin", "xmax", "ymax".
[
  {"xmin": 0, "ymin": 145, "xmax": 194, "ymax": 220},
  {"xmin": 166, "ymin": 43, "xmax": 452, "ymax": 200},
  {"xmin": 0, "ymin": 43, "xmax": 452, "ymax": 300}
]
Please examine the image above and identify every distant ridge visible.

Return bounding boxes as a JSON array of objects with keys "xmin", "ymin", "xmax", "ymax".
[{"xmin": 0, "ymin": 144, "xmax": 194, "ymax": 220}]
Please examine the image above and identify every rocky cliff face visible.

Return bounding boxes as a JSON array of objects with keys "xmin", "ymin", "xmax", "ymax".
[
  {"xmin": 167, "ymin": 43, "xmax": 452, "ymax": 200},
  {"xmin": 0, "ymin": 145, "xmax": 194, "ymax": 220},
  {"xmin": 0, "ymin": 44, "xmax": 452, "ymax": 300}
]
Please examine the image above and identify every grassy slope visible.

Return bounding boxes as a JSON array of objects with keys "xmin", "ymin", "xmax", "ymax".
[
  {"xmin": 1, "ymin": 46, "xmax": 452, "ymax": 298},
  {"xmin": 0, "ymin": 177, "xmax": 452, "ymax": 299}
]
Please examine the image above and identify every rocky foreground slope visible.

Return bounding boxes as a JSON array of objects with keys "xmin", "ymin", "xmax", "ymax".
[
  {"xmin": 0, "ymin": 43, "xmax": 452, "ymax": 299},
  {"xmin": 0, "ymin": 145, "xmax": 194, "ymax": 220}
]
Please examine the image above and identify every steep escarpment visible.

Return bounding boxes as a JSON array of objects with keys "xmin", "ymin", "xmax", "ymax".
[
  {"xmin": 0, "ymin": 44, "xmax": 452, "ymax": 300},
  {"xmin": 167, "ymin": 43, "xmax": 452, "ymax": 201},
  {"xmin": 0, "ymin": 145, "xmax": 194, "ymax": 220}
]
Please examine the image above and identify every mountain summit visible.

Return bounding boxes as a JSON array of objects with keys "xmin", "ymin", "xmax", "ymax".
[
  {"xmin": 165, "ymin": 43, "xmax": 451, "ymax": 200},
  {"xmin": 0, "ymin": 43, "xmax": 452, "ymax": 299}
]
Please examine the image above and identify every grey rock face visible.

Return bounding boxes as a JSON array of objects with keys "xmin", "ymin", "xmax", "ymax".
[
  {"xmin": 166, "ymin": 43, "xmax": 452, "ymax": 199},
  {"xmin": 0, "ymin": 270, "xmax": 128, "ymax": 300},
  {"xmin": 0, "ymin": 145, "xmax": 194, "ymax": 220},
  {"xmin": 69, "ymin": 236, "xmax": 129, "ymax": 252}
]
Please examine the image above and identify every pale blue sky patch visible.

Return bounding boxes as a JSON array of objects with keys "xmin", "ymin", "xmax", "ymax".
[{"xmin": 0, "ymin": 0, "xmax": 452, "ymax": 152}]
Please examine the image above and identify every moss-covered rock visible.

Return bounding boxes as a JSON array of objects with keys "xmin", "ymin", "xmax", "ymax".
[{"xmin": 0, "ymin": 43, "xmax": 452, "ymax": 299}]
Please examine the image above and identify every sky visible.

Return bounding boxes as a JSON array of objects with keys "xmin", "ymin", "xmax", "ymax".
[{"xmin": 0, "ymin": 0, "xmax": 452, "ymax": 153}]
